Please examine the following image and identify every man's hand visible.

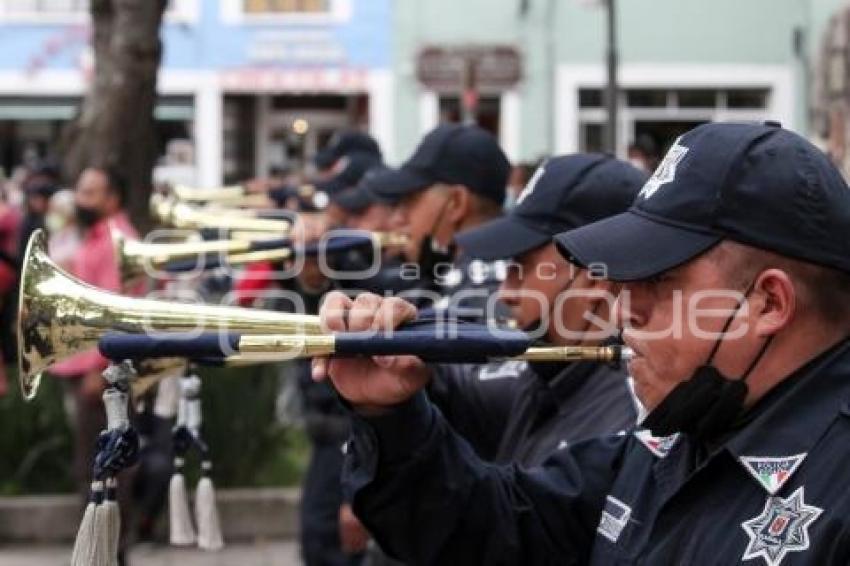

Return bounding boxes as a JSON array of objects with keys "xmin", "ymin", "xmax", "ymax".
[
  {"xmin": 339, "ymin": 503, "xmax": 370, "ymax": 554},
  {"xmin": 312, "ymin": 292, "xmax": 430, "ymax": 411}
]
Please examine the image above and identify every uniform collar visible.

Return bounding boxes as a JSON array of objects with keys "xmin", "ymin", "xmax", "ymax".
[{"xmin": 723, "ymin": 337, "xmax": 850, "ymax": 494}]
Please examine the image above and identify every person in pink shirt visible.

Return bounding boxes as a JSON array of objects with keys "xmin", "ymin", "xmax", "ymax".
[
  {"xmin": 50, "ymin": 166, "xmax": 139, "ymax": 563},
  {"xmin": 51, "ymin": 167, "xmax": 138, "ymax": 387}
]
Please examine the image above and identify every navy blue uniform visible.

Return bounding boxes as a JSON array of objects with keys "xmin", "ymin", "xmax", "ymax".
[
  {"xmin": 429, "ymin": 361, "xmax": 635, "ymax": 466},
  {"xmin": 428, "ymin": 360, "xmax": 527, "ymax": 460},
  {"xmin": 491, "ymin": 361, "xmax": 635, "ymax": 466},
  {"xmin": 342, "ymin": 339, "xmax": 850, "ymax": 565}
]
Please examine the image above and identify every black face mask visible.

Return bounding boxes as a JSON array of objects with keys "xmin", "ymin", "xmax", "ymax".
[
  {"xmin": 75, "ymin": 205, "xmax": 102, "ymax": 228},
  {"xmin": 641, "ymin": 284, "xmax": 773, "ymax": 440}
]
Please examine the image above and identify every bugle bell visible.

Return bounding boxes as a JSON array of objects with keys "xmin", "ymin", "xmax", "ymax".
[{"xmin": 18, "ymin": 229, "xmax": 321, "ymax": 400}]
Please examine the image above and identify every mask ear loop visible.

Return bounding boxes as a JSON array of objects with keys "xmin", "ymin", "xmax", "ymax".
[
  {"xmin": 704, "ymin": 280, "xmax": 757, "ymax": 366},
  {"xmin": 704, "ymin": 279, "xmax": 774, "ymax": 383}
]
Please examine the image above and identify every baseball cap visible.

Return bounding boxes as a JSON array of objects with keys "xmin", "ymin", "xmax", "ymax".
[
  {"xmin": 314, "ymin": 130, "xmax": 381, "ymax": 170},
  {"xmin": 455, "ymin": 154, "xmax": 647, "ymax": 260},
  {"xmin": 370, "ymin": 124, "xmax": 510, "ymax": 205},
  {"xmin": 555, "ymin": 121, "xmax": 850, "ymax": 281},
  {"xmin": 332, "ymin": 165, "xmax": 403, "ymax": 213},
  {"xmin": 314, "ymin": 152, "xmax": 383, "ymax": 196}
]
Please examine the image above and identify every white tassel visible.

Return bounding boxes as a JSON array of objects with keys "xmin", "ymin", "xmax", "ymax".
[
  {"xmin": 169, "ymin": 458, "xmax": 196, "ymax": 546},
  {"xmin": 104, "ymin": 478, "xmax": 121, "ymax": 566},
  {"xmin": 195, "ymin": 462, "xmax": 224, "ymax": 551},
  {"xmin": 70, "ymin": 481, "xmax": 101, "ymax": 566},
  {"xmin": 91, "ymin": 492, "xmax": 111, "ymax": 566}
]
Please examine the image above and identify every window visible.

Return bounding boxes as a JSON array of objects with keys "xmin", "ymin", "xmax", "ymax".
[
  {"xmin": 579, "ymin": 89, "xmax": 602, "ymax": 108},
  {"xmin": 223, "ymin": 0, "xmax": 350, "ymax": 24},
  {"xmin": 0, "ymin": 0, "xmax": 88, "ymax": 17},
  {"xmin": 725, "ymin": 88, "xmax": 770, "ymax": 109},
  {"xmin": 577, "ymin": 86, "xmax": 770, "ymax": 156},
  {"xmin": 243, "ymin": 0, "xmax": 329, "ymax": 14},
  {"xmin": 438, "ymin": 94, "xmax": 501, "ymax": 138},
  {"xmin": 676, "ymin": 89, "xmax": 717, "ymax": 108},
  {"xmin": 626, "ymin": 89, "xmax": 668, "ymax": 108},
  {"xmin": 0, "ymin": 0, "xmax": 195, "ymax": 23},
  {"xmin": 579, "ymin": 123, "xmax": 604, "ymax": 153}
]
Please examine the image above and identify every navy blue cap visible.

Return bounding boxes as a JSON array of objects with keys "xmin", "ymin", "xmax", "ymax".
[
  {"xmin": 332, "ymin": 165, "xmax": 403, "ymax": 213},
  {"xmin": 314, "ymin": 130, "xmax": 381, "ymax": 170},
  {"xmin": 456, "ymin": 154, "xmax": 647, "ymax": 260},
  {"xmin": 315, "ymin": 152, "xmax": 382, "ymax": 196},
  {"xmin": 555, "ymin": 121, "xmax": 850, "ymax": 281},
  {"xmin": 370, "ymin": 124, "xmax": 510, "ymax": 205}
]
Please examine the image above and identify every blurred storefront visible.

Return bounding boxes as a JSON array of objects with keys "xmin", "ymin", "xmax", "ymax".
[
  {"xmin": 0, "ymin": 0, "xmax": 392, "ymax": 185},
  {"xmin": 393, "ymin": 0, "xmax": 848, "ymax": 164}
]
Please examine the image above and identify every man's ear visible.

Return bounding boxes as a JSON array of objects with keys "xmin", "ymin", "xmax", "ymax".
[
  {"xmin": 445, "ymin": 185, "xmax": 472, "ymax": 224},
  {"xmin": 752, "ymin": 268, "xmax": 796, "ymax": 337}
]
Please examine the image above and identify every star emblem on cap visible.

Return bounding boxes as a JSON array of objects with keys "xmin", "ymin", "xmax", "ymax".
[
  {"xmin": 639, "ymin": 138, "xmax": 688, "ymax": 200},
  {"xmin": 741, "ymin": 486, "xmax": 822, "ymax": 566}
]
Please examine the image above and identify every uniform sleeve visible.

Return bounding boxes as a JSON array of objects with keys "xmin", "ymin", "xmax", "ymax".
[
  {"xmin": 343, "ymin": 392, "xmax": 629, "ymax": 565},
  {"xmin": 427, "ymin": 363, "xmax": 521, "ymax": 460}
]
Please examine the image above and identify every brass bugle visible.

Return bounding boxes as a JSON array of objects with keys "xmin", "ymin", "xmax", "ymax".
[
  {"xmin": 111, "ymin": 228, "xmax": 266, "ymax": 282},
  {"xmin": 151, "ymin": 194, "xmax": 292, "ymax": 233},
  {"xmin": 172, "ymin": 183, "xmax": 327, "ymax": 210},
  {"xmin": 172, "ymin": 184, "xmax": 276, "ymax": 208},
  {"xmin": 233, "ymin": 336, "xmax": 632, "ymax": 364},
  {"xmin": 98, "ymin": 331, "xmax": 633, "ymax": 366},
  {"xmin": 172, "ymin": 184, "xmax": 245, "ymax": 202},
  {"xmin": 156, "ymin": 231, "xmax": 410, "ymax": 274},
  {"xmin": 208, "ymin": 231, "xmax": 409, "ymax": 268},
  {"xmin": 174, "ymin": 183, "xmax": 322, "ymax": 203},
  {"xmin": 18, "ymin": 229, "xmax": 322, "ymax": 400}
]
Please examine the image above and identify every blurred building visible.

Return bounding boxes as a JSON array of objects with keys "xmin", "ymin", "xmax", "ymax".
[
  {"xmin": 393, "ymin": 0, "xmax": 847, "ymax": 163},
  {"xmin": 1, "ymin": 0, "xmax": 848, "ymax": 185},
  {"xmin": 0, "ymin": 0, "xmax": 392, "ymax": 185}
]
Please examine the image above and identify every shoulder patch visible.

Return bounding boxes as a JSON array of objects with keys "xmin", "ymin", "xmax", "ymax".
[
  {"xmin": 477, "ymin": 360, "xmax": 527, "ymax": 381},
  {"xmin": 597, "ymin": 495, "xmax": 632, "ymax": 543},
  {"xmin": 634, "ymin": 429, "xmax": 680, "ymax": 458},
  {"xmin": 739, "ymin": 454, "xmax": 807, "ymax": 496}
]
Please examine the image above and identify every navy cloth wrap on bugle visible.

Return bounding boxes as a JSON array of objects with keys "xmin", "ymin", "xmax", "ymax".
[
  {"xmin": 97, "ymin": 322, "xmax": 533, "ymax": 364},
  {"xmin": 162, "ymin": 234, "xmax": 377, "ymax": 272}
]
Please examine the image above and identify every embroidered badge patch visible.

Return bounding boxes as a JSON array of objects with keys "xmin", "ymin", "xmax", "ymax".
[
  {"xmin": 515, "ymin": 163, "xmax": 546, "ymax": 205},
  {"xmin": 634, "ymin": 429, "xmax": 680, "ymax": 458},
  {"xmin": 639, "ymin": 137, "xmax": 688, "ymax": 199},
  {"xmin": 739, "ymin": 454, "xmax": 807, "ymax": 496},
  {"xmin": 477, "ymin": 360, "xmax": 527, "ymax": 381},
  {"xmin": 597, "ymin": 495, "xmax": 632, "ymax": 543},
  {"xmin": 741, "ymin": 486, "xmax": 822, "ymax": 566}
]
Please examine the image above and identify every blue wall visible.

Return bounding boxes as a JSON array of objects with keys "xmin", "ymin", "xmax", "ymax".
[{"xmin": 0, "ymin": 0, "xmax": 391, "ymax": 72}]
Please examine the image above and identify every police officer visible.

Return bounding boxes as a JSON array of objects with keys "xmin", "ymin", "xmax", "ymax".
[
  {"xmin": 429, "ymin": 155, "xmax": 646, "ymax": 465},
  {"xmin": 315, "ymin": 121, "xmax": 850, "ymax": 564},
  {"xmin": 283, "ymin": 137, "xmax": 383, "ymax": 566},
  {"xmin": 368, "ymin": 123, "xmax": 511, "ymax": 317}
]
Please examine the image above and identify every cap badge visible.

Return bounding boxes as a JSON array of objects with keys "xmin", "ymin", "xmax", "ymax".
[
  {"xmin": 639, "ymin": 138, "xmax": 689, "ymax": 200},
  {"xmin": 516, "ymin": 163, "xmax": 546, "ymax": 205}
]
